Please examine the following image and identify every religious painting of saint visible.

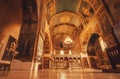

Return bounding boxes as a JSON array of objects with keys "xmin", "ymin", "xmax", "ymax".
[{"xmin": 2, "ymin": 35, "xmax": 17, "ymax": 61}]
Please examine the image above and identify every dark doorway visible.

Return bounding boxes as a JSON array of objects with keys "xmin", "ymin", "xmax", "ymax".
[{"xmin": 87, "ymin": 33, "xmax": 105, "ymax": 69}]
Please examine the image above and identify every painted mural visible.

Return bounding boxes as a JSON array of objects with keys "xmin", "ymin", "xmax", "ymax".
[
  {"xmin": 14, "ymin": 0, "xmax": 38, "ymax": 62},
  {"xmin": 2, "ymin": 36, "xmax": 16, "ymax": 61},
  {"xmin": 97, "ymin": 7, "xmax": 112, "ymax": 36},
  {"xmin": 47, "ymin": 0, "xmax": 55, "ymax": 19},
  {"xmin": 106, "ymin": 0, "xmax": 120, "ymax": 24},
  {"xmin": 79, "ymin": 1, "xmax": 94, "ymax": 22},
  {"xmin": 15, "ymin": 35, "xmax": 36, "ymax": 62}
]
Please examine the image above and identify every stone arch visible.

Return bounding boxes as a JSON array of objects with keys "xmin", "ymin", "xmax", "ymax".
[
  {"xmin": 87, "ymin": 33, "xmax": 100, "ymax": 55},
  {"xmin": 87, "ymin": 33, "xmax": 108, "ymax": 69}
]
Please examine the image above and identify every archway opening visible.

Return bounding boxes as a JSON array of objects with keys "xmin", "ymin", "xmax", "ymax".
[{"xmin": 87, "ymin": 33, "xmax": 109, "ymax": 69}]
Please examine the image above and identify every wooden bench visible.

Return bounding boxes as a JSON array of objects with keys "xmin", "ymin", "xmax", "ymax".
[{"xmin": 106, "ymin": 45, "xmax": 120, "ymax": 69}]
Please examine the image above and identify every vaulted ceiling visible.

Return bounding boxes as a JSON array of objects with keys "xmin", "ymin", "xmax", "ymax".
[
  {"xmin": 0, "ymin": 0, "xmax": 100, "ymax": 49},
  {"xmin": 46, "ymin": 0, "xmax": 97, "ymax": 50},
  {"xmin": 49, "ymin": 11, "xmax": 85, "ymax": 50}
]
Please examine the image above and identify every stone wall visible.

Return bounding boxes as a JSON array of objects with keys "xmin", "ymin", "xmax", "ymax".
[{"xmin": 0, "ymin": 0, "xmax": 22, "ymax": 60}]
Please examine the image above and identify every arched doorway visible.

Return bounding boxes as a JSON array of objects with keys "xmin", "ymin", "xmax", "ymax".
[{"xmin": 87, "ymin": 33, "xmax": 108, "ymax": 69}]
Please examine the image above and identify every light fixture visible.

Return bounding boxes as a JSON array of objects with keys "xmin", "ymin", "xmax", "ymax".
[
  {"xmin": 64, "ymin": 37, "xmax": 73, "ymax": 44},
  {"xmin": 69, "ymin": 50, "xmax": 72, "ymax": 55},
  {"xmin": 54, "ymin": 50, "xmax": 56, "ymax": 54},
  {"xmin": 60, "ymin": 50, "xmax": 64, "ymax": 55}
]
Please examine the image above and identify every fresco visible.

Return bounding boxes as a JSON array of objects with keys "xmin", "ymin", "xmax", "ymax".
[
  {"xmin": 15, "ymin": 35, "xmax": 36, "ymax": 62},
  {"xmin": 79, "ymin": 1, "xmax": 94, "ymax": 22},
  {"xmin": 47, "ymin": 0, "xmax": 55, "ymax": 19},
  {"xmin": 14, "ymin": 0, "xmax": 38, "ymax": 62},
  {"xmin": 97, "ymin": 7, "xmax": 112, "ymax": 36},
  {"xmin": 2, "ymin": 36, "xmax": 16, "ymax": 61},
  {"xmin": 105, "ymin": 0, "xmax": 120, "ymax": 24}
]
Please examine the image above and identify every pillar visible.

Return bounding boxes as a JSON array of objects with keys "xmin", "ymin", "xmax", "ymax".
[{"xmin": 11, "ymin": 0, "xmax": 38, "ymax": 71}]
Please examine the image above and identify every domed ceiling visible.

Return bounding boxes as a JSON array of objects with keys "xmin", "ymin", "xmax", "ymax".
[{"xmin": 46, "ymin": 0, "xmax": 95, "ymax": 50}]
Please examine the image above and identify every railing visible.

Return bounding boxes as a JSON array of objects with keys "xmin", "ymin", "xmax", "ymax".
[{"xmin": 106, "ymin": 45, "xmax": 120, "ymax": 69}]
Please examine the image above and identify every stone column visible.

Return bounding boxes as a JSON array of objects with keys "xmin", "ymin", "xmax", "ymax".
[{"xmin": 11, "ymin": 0, "xmax": 38, "ymax": 71}]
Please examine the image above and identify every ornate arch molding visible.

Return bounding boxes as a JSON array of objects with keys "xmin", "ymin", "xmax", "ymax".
[
  {"xmin": 49, "ymin": 11, "xmax": 86, "ymax": 29},
  {"xmin": 79, "ymin": 25, "xmax": 103, "ymax": 53}
]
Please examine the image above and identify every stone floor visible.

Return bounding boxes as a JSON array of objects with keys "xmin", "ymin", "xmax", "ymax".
[{"xmin": 0, "ymin": 69, "xmax": 120, "ymax": 79}]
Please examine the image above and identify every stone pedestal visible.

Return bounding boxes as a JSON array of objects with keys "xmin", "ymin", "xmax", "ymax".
[
  {"xmin": 7, "ymin": 59, "xmax": 34, "ymax": 79},
  {"xmin": 10, "ymin": 59, "xmax": 33, "ymax": 71}
]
